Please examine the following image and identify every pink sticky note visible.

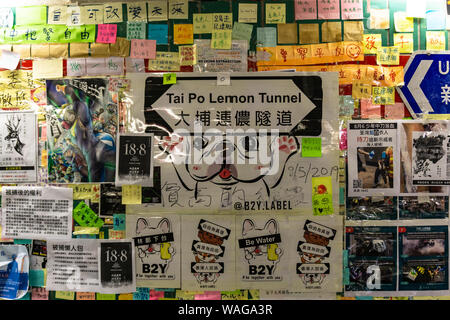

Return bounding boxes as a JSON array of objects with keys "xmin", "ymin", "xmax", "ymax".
[
  {"xmin": 339, "ymin": 128, "xmax": 347, "ymax": 151},
  {"xmin": 295, "ymin": 0, "xmax": 317, "ymax": 20},
  {"xmin": 360, "ymin": 99, "xmax": 381, "ymax": 119},
  {"xmin": 32, "ymin": 288, "xmax": 49, "ymax": 300},
  {"xmin": 149, "ymin": 290, "xmax": 165, "ymax": 300},
  {"xmin": 40, "ymin": 125, "xmax": 47, "ymax": 141},
  {"xmin": 194, "ymin": 291, "xmax": 221, "ymax": 300},
  {"xmin": 341, "ymin": 0, "xmax": 363, "ymax": 20},
  {"xmin": 385, "ymin": 102, "xmax": 405, "ymax": 119},
  {"xmin": 97, "ymin": 24, "xmax": 117, "ymax": 44},
  {"xmin": 130, "ymin": 39, "xmax": 156, "ymax": 60},
  {"xmin": 318, "ymin": 0, "xmax": 340, "ymax": 19}
]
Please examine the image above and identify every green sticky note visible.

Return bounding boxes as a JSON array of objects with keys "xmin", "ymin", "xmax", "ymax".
[
  {"xmin": 15, "ymin": 6, "xmax": 47, "ymax": 26},
  {"xmin": 113, "ymin": 214, "xmax": 126, "ymax": 231},
  {"xmin": 29, "ymin": 270, "xmax": 45, "ymax": 287},
  {"xmin": 343, "ymin": 249, "xmax": 348, "ymax": 267},
  {"xmin": 339, "ymin": 186, "xmax": 345, "ymax": 205},
  {"xmin": 96, "ymin": 293, "xmax": 116, "ymax": 300},
  {"xmin": 311, "ymin": 176, "xmax": 334, "ymax": 215},
  {"xmin": 343, "ymin": 268, "xmax": 350, "ymax": 285},
  {"xmin": 14, "ymin": 239, "xmax": 32, "ymax": 245},
  {"xmin": 73, "ymin": 201, "xmax": 104, "ymax": 228},
  {"xmin": 163, "ymin": 73, "xmax": 176, "ymax": 84},
  {"xmin": 232, "ymin": 22, "xmax": 253, "ymax": 41},
  {"xmin": 302, "ymin": 137, "xmax": 322, "ymax": 157}
]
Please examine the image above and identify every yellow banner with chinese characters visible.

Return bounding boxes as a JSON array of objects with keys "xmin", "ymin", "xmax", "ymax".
[
  {"xmin": 147, "ymin": 52, "xmax": 180, "ymax": 71},
  {"xmin": 257, "ymin": 41, "xmax": 364, "ymax": 67},
  {"xmin": 257, "ymin": 64, "xmax": 404, "ymax": 87},
  {"xmin": 0, "ymin": 70, "xmax": 42, "ymax": 90}
]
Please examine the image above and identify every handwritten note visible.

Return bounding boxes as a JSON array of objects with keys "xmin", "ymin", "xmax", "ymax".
[
  {"xmin": 55, "ymin": 291, "xmax": 75, "ymax": 300},
  {"xmin": 73, "ymin": 201, "xmax": 104, "ymax": 228},
  {"xmin": 150, "ymin": 290, "xmax": 165, "ymax": 300},
  {"xmin": 363, "ymin": 34, "xmax": 382, "ymax": 54},
  {"xmin": 394, "ymin": 12, "xmax": 413, "ymax": 32},
  {"xmin": 126, "ymin": 58, "xmax": 145, "ymax": 72},
  {"xmin": 341, "ymin": 0, "xmax": 363, "ymax": 20},
  {"xmin": 67, "ymin": 6, "xmax": 82, "ymax": 26},
  {"xmin": 426, "ymin": 31, "xmax": 446, "ymax": 51},
  {"xmin": 163, "ymin": 73, "xmax": 177, "ymax": 84},
  {"xmin": 179, "ymin": 45, "xmax": 196, "ymax": 66},
  {"xmin": 133, "ymin": 288, "xmax": 150, "ymax": 300},
  {"xmin": 256, "ymin": 27, "xmax": 277, "ymax": 47},
  {"xmin": 232, "ymin": 22, "xmax": 254, "ymax": 41},
  {"xmin": 76, "ymin": 292, "xmax": 96, "ymax": 300},
  {"xmin": 318, "ymin": 0, "xmax": 340, "ymax": 20},
  {"xmin": 173, "ymin": 24, "xmax": 194, "ymax": 45},
  {"xmin": 122, "ymin": 184, "xmax": 142, "ymax": 204},
  {"xmin": 372, "ymin": 86, "xmax": 395, "ymax": 105},
  {"xmin": 369, "ymin": 8, "xmax": 390, "ymax": 29},
  {"xmin": 106, "ymin": 57, "xmax": 124, "ymax": 75},
  {"xmin": 148, "ymin": 0, "xmax": 168, "ymax": 21},
  {"xmin": 385, "ymin": 102, "xmax": 405, "ymax": 119},
  {"xmin": 104, "ymin": 3, "xmax": 123, "ymax": 23},
  {"xmin": 48, "ymin": 6, "xmax": 67, "ymax": 25},
  {"xmin": 97, "ymin": 24, "xmax": 117, "ymax": 43},
  {"xmin": 352, "ymin": 81, "xmax": 372, "ymax": 99},
  {"xmin": 81, "ymin": 5, "xmax": 104, "ymax": 25},
  {"xmin": 302, "ymin": 137, "xmax": 322, "ymax": 157},
  {"xmin": 127, "ymin": 21, "xmax": 146, "ymax": 40},
  {"xmin": 266, "ymin": 3, "xmax": 286, "ymax": 24},
  {"xmin": 67, "ymin": 58, "xmax": 87, "ymax": 76},
  {"xmin": 86, "ymin": 57, "xmax": 107, "ymax": 75},
  {"xmin": 130, "ymin": 39, "xmax": 156, "ymax": 59},
  {"xmin": 295, "ymin": 0, "xmax": 317, "ymax": 20},
  {"xmin": 193, "ymin": 13, "xmax": 213, "ymax": 34},
  {"xmin": 394, "ymin": 33, "xmax": 413, "ymax": 53},
  {"xmin": 239, "ymin": 3, "xmax": 258, "ymax": 23},
  {"xmin": 148, "ymin": 24, "xmax": 169, "ymax": 44},
  {"xmin": 195, "ymin": 292, "xmax": 221, "ymax": 300},
  {"xmin": 211, "ymin": 30, "xmax": 232, "ymax": 49},
  {"xmin": 127, "ymin": 2, "xmax": 147, "ymax": 22},
  {"xmin": 32, "ymin": 59, "xmax": 63, "ymax": 79},
  {"xmin": 168, "ymin": 0, "xmax": 189, "ymax": 20},
  {"xmin": 113, "ymin": 214, "xmax": 126, "ymax": 231},
  {"xmin": 376, "ymin": 46, "xmax": 400, "ymax": 65},
  {"xmin": 360, "ymin": 98, "xmax": 381, "ymax": 119},
  {"xmin": 213, "ymin": 13, "xmax": 233, "ymax": 30}
]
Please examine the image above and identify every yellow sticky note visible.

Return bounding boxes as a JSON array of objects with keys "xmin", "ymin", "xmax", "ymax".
[
  {"xmin": 173, "ymin": 24, "xmax": 194, "ymax": 45},
  {"xmin": 352, "ymin": 81, "xmax": 372, "ymax": 99},
  {"xmin": 148, "ymin": 0, "xmax": 168, "ymax": 21},
  {"xmin": 211, "ymin": 30, "xmax": 232, "ymax": 49},
  {"xmin": 122, "ymin": 185, "xmax": 142, "ymax": 204},
  {"xmin": 70, "ymin": 183, "xmax": 100, "ymax": 201},
  {"xmin": 372, "ymin": 86, "xmax": 395, "ymax": 105},
  {"xmin": 266, "ymin": 3, "xmax": 286, "ymax": 24},
  {"xmin": 96, "ymin": 293, "xmax": 116, "ymax": 300},
  {"xmin": 394, "ymin": 33, "xmax": 414, "ymax": 53},
  {"xmin": 321, "ymin": 21, "xmax": 342, "ymax": 43},
  {"xmin": 104, "ymin": 3, "xmax": 123, "ymax": 23},
  {"xmin": 343, "ymin": 21, "xmax": 363, "ymax": 42},
  {"xmin": 55, "ymin": 291, "xmax": 75, "ymax": 300},
  {"xmin": 311, "ymin": 176, "xmax": 334, "ymax": 216},
  {"xmin": 369, "ymin": 8, "xmax": 390, "ymax": 29},
  {"xmin": 239, "ymin": 3, "xmax": 258, "ymax": 23},
  {"xmin": 299, "ymin": 23, "xmax": 320, "ymax": 44},
  {"xmin": 118, "ymin": 294, "xmax": 133, "ymax": 300},
  {"xmin": 73, "ymin": 226, "xmax": 100, "ymax": 235},
  {"xmin": 163, "ymin": 72, "xmax": 177, "ymax": 84},
  {"xmin": 363, "ymin": 34, "xmax": 382, "ymax": 54},
  {"xmin": 376, "ymin": 46, "xmax": 400, "ymax": 65},
  {"xmin": 179, "ymin": 45, "xmax": 196, "ymax": 66},
  {"xmin": 32, "ymin": 59, "xmax": 63, "ymax": 79},
  {"xmin": 213, "ymin": 13, "xmax": 233, "ymax": 30},
  {"xmin": 193, "ymin": 13, "xmax": 213, "ymax": 34},
  {"xmin": 426, "ymin": 31, "xmax": 446, "ymax": 51},
  {"xmin": 394, "ymin": 12, "xmax": 413, "ymax": 32}
]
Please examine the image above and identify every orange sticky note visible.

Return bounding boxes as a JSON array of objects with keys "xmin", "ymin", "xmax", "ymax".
[
  {"xmin": 130, "ymin": 39, "xmax": 156, "ymax": 59},
  {"xmin": 360, "ymin": 98, "xmax": 381, "ymax": 119},
  {"xmin": 173, "ymin": 24, "xmax": 194, "ymax": 45}
]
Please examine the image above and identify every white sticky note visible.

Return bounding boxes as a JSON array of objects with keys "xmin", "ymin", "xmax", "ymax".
[
  {"xmin": 67, "ymin": 58, "xmax": 87, "ymax": 77},
  {"xmin": 105, "ymin": 57, "xmax": 124, "ymax": 75},
  {"xmin": 32, "ymin": 59, "xmax": 63, "ymax": 79},
  {"xmin": 86, "ymin": 58, "xmax": 107, "ymax": 76},
  {"xmin": 0, "ymin": 50, "xmax": 20, "ymax": 70},
  {"xmin": 125, "ymin": 58, "xmax": 145, "ymax": 72}
]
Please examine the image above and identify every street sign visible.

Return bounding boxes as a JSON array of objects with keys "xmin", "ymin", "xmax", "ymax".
[{"xmin": 398, "ymin": 51, "xmax": 450, "ymax": 118}]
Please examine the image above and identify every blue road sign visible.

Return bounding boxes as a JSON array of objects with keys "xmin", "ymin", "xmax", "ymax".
[{"xmin": 397, "ymin": 51, "xmax": 450, "ymax": 118}]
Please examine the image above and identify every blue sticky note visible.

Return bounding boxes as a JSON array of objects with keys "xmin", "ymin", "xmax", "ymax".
[
  {"xmin": 343, "ymin": 249, "xmax": 349, "ymax": 267},
  {"xmin": 29, "ymin": 270, "xmax": 45, "ymax": 287},
  {"xmin": 426, "ymin": 10, "xmax": 446, "ymax": 31},
  {"xmin": 14, "ymin": 239, "xmax": 32, "ymax": 245},
  {"xmin": 256, "ymin": 27, "xmax": 277, "ymax": 47},
  {"xmin": 356, "ymin": 296, "xmax": 374, "ymax": 300},
  {"xmin": 113, "ymin": 214, "xmax": 126, "ymax": 231},
  {"xmin": 343, "ymin": 267, "xmax": 350, "ymax": 285},
  {"xmin": 148, "ymin": 24, "xmax": 168, "ymax": 45},
  {"xmin": 133, "ymin": 288, "xmax": 150, "ymax": 300},
  {"xmin": 339, "ymin": 186, "xmax": 345, "ymax": 205}
]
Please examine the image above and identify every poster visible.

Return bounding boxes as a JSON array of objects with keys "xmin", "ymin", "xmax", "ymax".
[
  {"xmin": 289, "ymin": 215, "xmax": 343, "ymax": 292},
  {"xmin": 0, "ymin": 112, "xmax": 37, "ymax": 183},
  {"xmin": 98, "ymin": 240, "xmax": 136, "ymax": 294},
  {"xmin": 100, "ymin": 183, "xmax": 126, "ymax": 217},
  {"xmin": 115, "ymin": 133, "xmax": 154, "ymax": 186},
  {"xmin": 181, "ymin": 215, "xmax": 235, "ymax": 291},
  {"xmin": 194, "ymin": 40, "xmax": 248, "ymax": 72},
  {"xmin": 126, "ymin": 214, "xmax": 181, "ymax": 288},
  {"xmin": 126, "ymin": 72, "xmax": 339, "ymax": 214},
  {"xmin": 347, "ymin": 121, "xmax": 399, "ymax": 196},
  {"xmin": 1, "ymin": 186, "xmax": 73, "ymax": 240},
  {"xmin": 46, "ymin": 78, "xmax": 117, "ymax": 183},
  {"xmin": 236, "ymin": 215, "xmax": 289, "ymax": 289},
  {"xmin": 0, "ymin": 245, "xmax": 29, "ymax": 300}
]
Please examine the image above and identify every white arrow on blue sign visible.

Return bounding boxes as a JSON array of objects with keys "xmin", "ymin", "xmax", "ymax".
[{"xmin": 397, "ymin": 51, "xmax": 450, "ymax": 118}]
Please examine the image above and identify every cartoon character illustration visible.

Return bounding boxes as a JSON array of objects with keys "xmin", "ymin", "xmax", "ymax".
[
  {"xmin": 135, "ymin": 218, "xmax": 175, "ymax": 264},
  {"xmin": 4, "ymin": 116, "xmax": 24, "ymax": 156},
  {"xmin": 242, "ymin": 219, "xmax": 283, "ymax": 265}
]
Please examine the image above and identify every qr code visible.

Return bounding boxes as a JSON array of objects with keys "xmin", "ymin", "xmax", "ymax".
[{"xmin": 353, "ymin": 179, "xmax": 362, "ymax": 188}]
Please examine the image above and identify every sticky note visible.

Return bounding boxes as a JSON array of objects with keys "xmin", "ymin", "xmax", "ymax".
[
  {"xmin": 195, "ymin": 292, "xmax": 221, "ymax": 300},
  {"xmin": 49, "ymin": 44, "xmax": 69, "ymax": 59},
  {"xmin": 426, "ymin": 31, "xmax": 446, "ymax": 50},
  {"xmin": 385, "ymin": 102, "xmax": 405, "ymax": 119},
  {"xmin": 48, "ymin": 6, "xmax": 67, "ymax": 25},
  {"xmin": 360, "ymin": 99, "xmax": 381, "ymax": 119},
  {"xmin": 126, "ymin": 58, "xmax": 145, "ymax": 72},
  {"xmin": 394, "ymin": 12, "xmax": 413, "ymax": 32},
  {"xmin": 369, "ymin": 9, "xmax": 390, "ymax": 29},
  {"xmin": 372, "ymin": 86, "xmax": 395, "ymax": 105},
  {"xmin": 150, "ymin": 290, "xmax": 165, "ymax": 300},
  {"xmin": 73, "ymin": 226, "xmax": 99, "ymax": 235},
  {"xmin": 67, "ymin": 6, "xmax": 82, "ymax": 26},
  {"xmin": 104, "ymin": 3, "xmax": 123, "ymax": 23},
  {"xmin": 277, "ymin": 23, "xmax": 298, "ymax": 44},
  {"xmin": 363, "ymin": 34, "xmax": 382, "ymax": 54},
  {"xmin": 266, "ymin": 3, "xmax": 286, "ymax": 24},
  {"xmin": 213, "ymin": 13, "xmax": 233, "ymax": 30},
  {"xmin": 130, "ymin": 39, "xmax": 157, "ymax": 59},
  {"xmin": 148, "ymin": 24, "xmax": 169, "ymax": 44},
  {"xmin": 122, "ymin": 184, "xmax": 142, "ymax": 204},
  {"xmin": 32, "ymin": 59, "xmax": 63, "ymax": 79},
  {"xmin": 76, "ymin": 292, "xmax": 96, "ymax": 300},
  {"xmin": 67, "ymin": 58, "xmax": 87, "ymax": 77},
  {"xmin": 73, "ymin": 201, "xmax": 105, "ymax": 228},
  {"xmin": 339, "ymin": 95, "xmax": 355, "ymax": 116},
  {"xmin": 110, "ymin": 37, "xmax": 131, "ymax": 57},
  {"xmin": 318, "ymin": 0, "xmax": 340, "ymax": 20},
  {"xmin": 109, "ymin": 230, "xmax": 125, "ymax": 239},
  {"xmin": 311, "ymin": 176, "xmax": 334, "ymax": 215},
  {"xmin": 239, "ymin": 3, "xmax": 258, "ymax": 23},
  {"xmin": 127, "ymin": 21, "xmax": 147, "ymax": 40},
  {"xmin": 90, "ymin": 43, "xmax": 110, "ymax": 57},
  {"xmin": 426, "ymin": 10, "xmax": 446, "ymax": 31},
  {"xmin": 343, "ymin": 21, "xmax": 363, "ymax": 41},
  {"xmin": 394, "ymin": 33, "xmax": 414, "ymax": 53},
  {"xmin": 179, "ymin": 45, "xmax": 196, "ymax": 66},
  {"xmin": 302, "ymin": 137, "xmax": 322, "ymax": 157},
  {"xmin": 163, "ymin": 73, "xmax": 177, "ymax": 84},
  {"xmin": 211, "ymin": 30, "xmax": 232, "ymax": 49},
  {"xmin": 173, "ymin": 24, "xmax": 194, "ymax": 45},
  {"xmin": 55, "ymin": 291, "xmax": 75, "ymax": 300},
  {"xmin": 0, "ymin": 50, "xmax": 20, "ymax": 70},
  {"xmin": 32, "ymin": 288, "xmax": 49, "ymax": 300},
  {"xmin": 97, "ymin": 24, "xmax": 117, "ymax": 44},
  {"xmin": 321, "ymin": 21, "xmax": 342, "ymax": 43},
  {"xmin": 127, "ymin": 2, "xmax": 147, "ymax": 22},
  {"xmin": 113, "ymin": 214, "xmax": 126, "ymax": 231},
  {"xmin": 148, "ymin": 0, "xmax": 168, "ymax": 21},
  {"xmin": 96, "ymin": 293, "xmax": 116, "ymax": 300},
  {"xmin": 168, "ymin": 0, "xmax": 189, "ymax": 20},
  {"xmin": 352, "ymin": 81, "xmax": 372, "ymax": 99},
  {"xmin": 299, "ymin": 23, "xmax": 320, "ymax": 44},
  {"xmin": 119, "ymin": 294, "xmax": 134, "ymax": 300},
  {"xmin": 341, "ymin": 0, "xmax": 363, "ymax": 20},
  {"xmin": 15, "ymin": 6, "xmax": 47, "ymax": 25},
  {"xmin": 81, "ymin": 5, "xmax": 104, "ymax": 25},
  {"xmin": 406, "ymin": 0, "xmax": 426, "ymax": 18},
  {"xmin": 133, "ymin": 288, "xmax": 150, "ymax": 300},
  {"xmin": 29, "ymin": 270, "xmax": 45, "ymax": 287},
  {"xmin": 106, "ymin": 57, "xmax": 124, "ymax": 75},
  {"xmin": 193, "ymin": 13, "xmax": 213, "ymax": 34},
  {"xmin": 295, "ymin": 0, "xmax": 317, "ymax": 20},
  {"xmin": 376, "ymin": 46, "xmax": 399, "ymax": 65},
  {"xmin": 256, "ymin": 27, "xmax": 277, "ymax": 47},
  {"xmin": 232, "ymin": 22, "xmax": 254, "ymax": 42}
]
